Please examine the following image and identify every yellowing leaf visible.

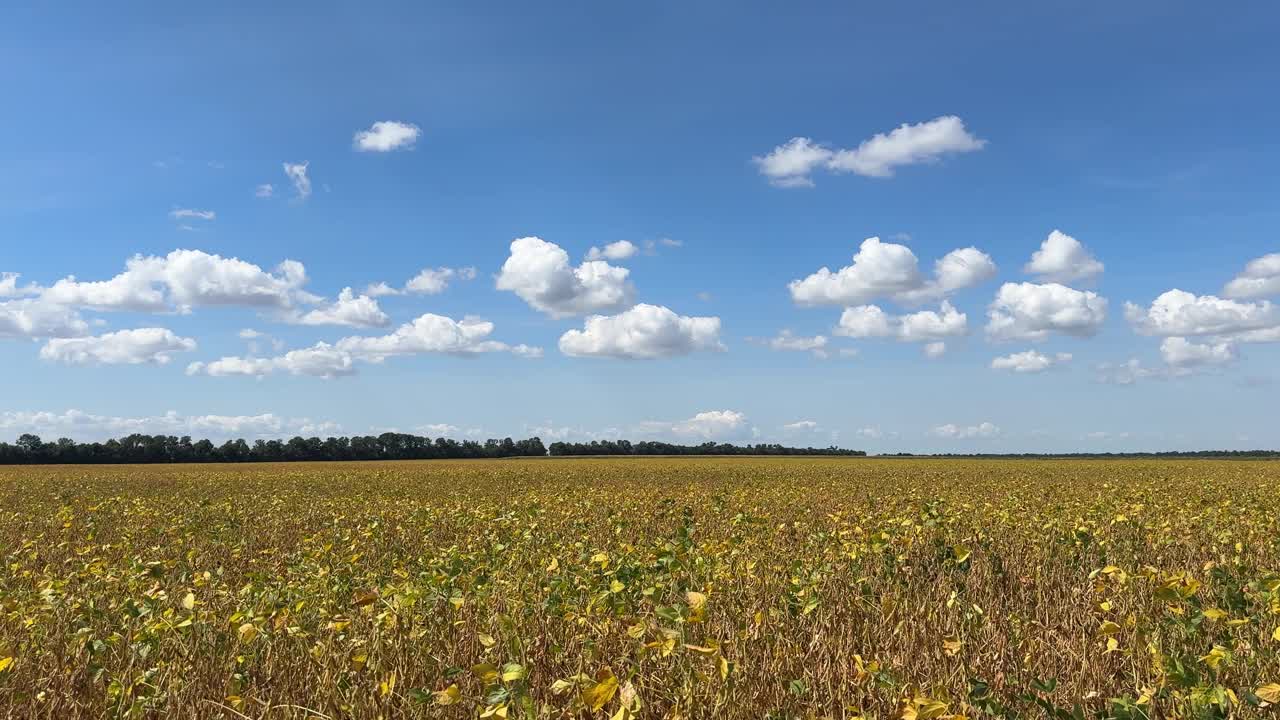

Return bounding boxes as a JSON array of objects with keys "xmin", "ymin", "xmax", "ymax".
[
  {"xmin": 0, "ymin": 657, "xmax": 13, "ymax": 674},
  {"xmin": 478, "ymin": 633, "xmax": 497, "ymax": 648},
  {"xmin": 181, "ymin": 592, "xmax": 195, "ymax": 611},
  {"xmin": 434, "ymin": 684, "xmax": 461, "ymax": 705},
  {"xmin": 237, "ymin": 623, "xmax": 259, "ymax": 643},
  {"xmin": 1273, "ymin": 626, "xmax": 1280, "ymax": 642},
  {"xmin": 943, "ymin": 635, "xmax": 962, "ymax": 656},
  {"xmin": 952, "ymin": 544, "xmax": 972, "ymax": 564},
  {"xmin": 581, "ymin": 668, "xmax": 619, "ymax": 711},
  {"xmin": 1256, "ymin": 683, "xmax": 1280, "ymax": 704},
  {"xmin": 1097, "ymin": 621, "xmax": 1122, "ymax": 636}
]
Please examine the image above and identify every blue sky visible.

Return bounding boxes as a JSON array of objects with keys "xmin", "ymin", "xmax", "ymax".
[{"xmin": 2, "ymin": 2, "xmax": 1278, "ymax": 452}]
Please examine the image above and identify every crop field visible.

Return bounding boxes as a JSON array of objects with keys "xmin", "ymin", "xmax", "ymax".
[{"xmin": 1, "ymin": 458, "xmax": 1279, "ymax": 719}]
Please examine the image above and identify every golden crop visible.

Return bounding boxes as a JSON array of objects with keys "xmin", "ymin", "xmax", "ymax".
[{"xmin": 1, "ymin": 458, "xmax": 1279, "ymax": 719}]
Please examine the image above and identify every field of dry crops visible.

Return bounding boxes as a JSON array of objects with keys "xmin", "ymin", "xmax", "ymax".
[{"xmin": 2, "ymin": 458, "xmax": 1279, "ymax": 720}]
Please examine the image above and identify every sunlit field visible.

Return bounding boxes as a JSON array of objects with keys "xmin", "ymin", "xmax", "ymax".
[{"xmin": 2, "ymin": 458, "xmax": 1279, "ymax": 719}]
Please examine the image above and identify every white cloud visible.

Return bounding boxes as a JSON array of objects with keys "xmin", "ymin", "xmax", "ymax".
[
  {"xmin": 169, "ymin": 208, "xmax": 216, "ymax": 222},
  {"xmin": 558, "ymin": 304, "xmax": 724, "ymax": 359},
  {"xmin": 406, "ymin": 266, "xmax": 475, "ymax": 294},
  {"xmin": 659, "ymin": 238, "xmax": 683, "ymax": 248},
  {"xmin": 986, "ymin": 282, "xmax": 1108, "ymax": 341},
  {"xmin": 1125, "ymin": 289, "xmax": 1279, "ymax": 338},
  {"xmin": 496, "ymin": 236, "xmax": 635, "ymax": 317},
  {"xmin": 1223, "ymin": 253, "xmax": 1280, "ymax": 300},
  {"xmin": 238, "ymin": 328, "xmax": 265, "ymax": 339},
  {"xmin": 586, "ymin": 240, "xmax": 640, "ymax": 262},
  {"xmin": 187, "ymin": 342, "xmax": 357, "ymax": 379},
  {"xmin": 648, "ymin": 410, "xmax": 752, "ymax": 442},
  {"xmin": 765, "ymin": 330, "xmax": 830, "ymax": 358},
  {"xmin": 417, "ymin": 423, "xmax": 460, "ymax": 437},
  {"xmin": 39, "ymin": 249, "xmax": 312, "ymax": 313},
  {"xmin": 0, "ymin": 273, "xmax": 37, "ymax": 298},
  {"xmin": 856, "ymin": 427, "xmax": 885, "ymax": 440},
  {"xmin": 354, "ymin": 121, "xmax": 421, "ymax": 152},
  {"xmin": 39, "ymin": 328, "xmax": 196, "ymax": 366},
  {"xmin": 336, "ymin": 313, "xmax": 540, "ymax": 361},
  {"xmin": 931, "ymin": 422, "xmax": 1000, "ymax": 439},
  {"xmin": 790, "ymin": 237, "xmax": 995, "ymax": 307},
  {"xmin": 255, "ymin": 184, "xmax": 274, "ymax": 198},
  {"xmin": 782, "ymin": 420, "xmax": 819, "ymax": 431},
  {"xmin": 922, "ymin": 341, "xmax": 948, "ymax": 358},
  {"xmin": 1095, "ymin": 358, "xmax": 1163, "ymax": 385},
  {"xmin": 1024, "ymin": 230, "xmax": 1104, "ymax": 283},
  {"xmin": 990, "ymin": 350, "xmax": 1072, "ymax": 373},
  {"xmin": 1159, "ymin": 337, "xmax": 1236, "ymax": 369},
  {"xmin": 363, "ymin": 281, "xmax": 402, "ymax": 297},
  {"xmin": 0, "ymin": 409, "xmax": 341, "ymax": 441},
  {"xmin": 756, "ymin": 116, "xmax": 985, "ymax": 187},
  {"xmin": 283, "ymin": 162, "xmax": 311, "ymax": 200},
  {"xmin": 290, "ymin": 288, "xmax": 390, "ymax": 328},
  {"xmin": 0, "ymin": 298, "xmax": 89, "ymax": 339},
  {"xmin": 835, "ymin": 302, "xmax": 967, "ymax": 350}
]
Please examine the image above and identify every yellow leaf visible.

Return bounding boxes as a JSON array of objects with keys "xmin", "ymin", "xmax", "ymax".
[
  {"xmin": 610, "ymin": 579, "xmax": 625, "ymax": 594},
  {"xmin": 952, "ymin": 545, "xmax": 972, "ymax": 564},
  {"xmin": 1202, "ymin": 608, "xmax": 1227, "ymax": 621},
  {"xmin": 1097, "ymin": 621, "xmax": 1121, "ymax": 636},
  {"xmin": 686, "ymin": 591, "xmax": 708, "ymax": 621},
  {"xmin": 237, "ymin": 623, "xmax": 258, "ymax": 643},
  {"xmin": 1257, "ymin": 683, "xmax": 1280, "ymax": 704},
  {"xmin": 0, "ymin": 657, "xmax": 13, "ymax": 673},
  {"xmin": 546, "ymin": 557, "xmax": 559, "ymax": 572},
  {"xmin": 478, "ymin": 633, "xmax": 496, "ymax": 648},
  {"xmin": 1105, "ymin": 637, "xmax": 1120, "ymax": 654},
  {"xmin": 472, "ymin": 663, "xmax": 499, "ymax": 683},
  {"xmin": 581, "ymin": 668, "xmax": 619, "ymax": 711},
  {"xmin": 380, "ymin": 672, "xmax": 396, "ymax": 696},
  {"xmin": 943, "ymin": 635, "xmax": 962, "ymax": 656},
  {"xmin": 434, "ymin": 684, "xmax": 461, "ymax": 705},
  {"xmin": 181, "ymin": 592, "xmax": 195, "ymax": 611},
  {"xmin": 610, "ymin": 708, "xmax": 632, "ymax": 720},
  {"xmin": 1273, "ymin": 626, "xmax": 1280, "ymax": 642},
  {"xmin": 718, "ymin": 655, "xmax": 731, "ymax": 680}
]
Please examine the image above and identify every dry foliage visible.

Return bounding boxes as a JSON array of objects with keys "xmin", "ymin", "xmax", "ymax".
[{"xmin": 1, "ymin": 458, "xmax": 1279, "ymax": 719}]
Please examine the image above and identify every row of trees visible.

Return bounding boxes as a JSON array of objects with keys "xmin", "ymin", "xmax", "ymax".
[
  {"xmin": 0, "ymin": 433, "xmax": 866, "ymax": 464},
  {"xmin": 0, "ymin": 433, "xmax": 548, "ymax": 464},
  {"xmin": 546, "ymin": 440, "xmax": 866, "ymax": 456}
]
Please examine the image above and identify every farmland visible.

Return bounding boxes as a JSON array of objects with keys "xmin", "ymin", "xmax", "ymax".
[{"xmin": 1, "ymin": 458, "xmax": 1279, "ymax": 719}]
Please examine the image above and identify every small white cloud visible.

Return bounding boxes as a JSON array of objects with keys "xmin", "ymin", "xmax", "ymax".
[
  {"xmin": 835, "ymin": 302, "xmax": 967, "ymax": 348},
  {"xmin": 1024, "ymin": 230, "xmax": 1104, "ymax": 283},
  {"xmin": 406, "ymin": 267, "xmax": 460, "ymax": 295},
  {"xmin": 922, "ymin": 341, "xmax": 948, "ymax": 358},
  {"xmin": 558, "ymin": 304, "xmax": 724, "ymax": 359},
  {"xmin": 363, "ymin": 281, "xmax": 402, "ymax": 297},
  {"xmin": 169, "ymin": 208, "xmax": 216, "ymax": 221},
  {"xmin": 990, "ymin": 350, "xmax": 1073, "ymax": 373},
  {"xmin": 931, "ymin": 422, "xmax": 1000, "ymax": 439},
  {"xmin": 497, "ymin": 236, "xmax": 635, "ymax": 318},
  {"xmin": 586, "ymin": 240, "xmax": 640, "ymax": 262},
  {"xmin": 188, "ymin": 343, "xmax": 356, "ymax": 379},
  {"xmin": 354, "ymin": 121, "xmax": 421, "ymax": 152},
  {"xmin": 39, "ymin": 328, "xmax": 196, "ymax": 366},
  {"xmin": 986, "ymin": 282, "xmax": 1108, "ymax": 341},
  {"xmin": 255, "ymin": 184, "xmax": 274, "ymax": 198},
  {"xmin": 782, "ymin": 420, "xmax": 820, "ymax": 432},
  {"xmin": 283, "ymin": 162, "xmax": 311, "ymax": 200},
  {"xmin": 1125, "ymin": 289, "xmax": 1279, "ymax": 338},
  {"xmin": 764, "ymin": 330, "xmax": 830, "ymax": 358},
  {"xmin": 856, "ymin": 427, "xmax": 885, "ymax": 440},
  {"xmin": 756, "ymin": 116, "xmax": 985, "ymax": 187},
  {"xmin": 642, "ymin": 410, "xmax": 752, "ymax": 442},
  {"xmin": 1159, "ymin": 337, "xmax": 1236, "ymax": 369},
  {"xmin": 790, "ymin": 237, "xmax": 996, "ymax": 307},
  {"xmin": 1224, "ymin": 253, "xmax": 1280, "ymax": 300},
  {"xmin": 290, "ymin": 288, "xmax": 390, "ymax": 328}
]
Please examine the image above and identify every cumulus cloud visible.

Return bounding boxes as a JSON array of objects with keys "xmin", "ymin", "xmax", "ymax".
[
  {"xmin": 1024, "ymin": 230, "xmax": 1104, "ymax": 283},
  {"xmin": 790, "ymin": 237, "xmax": 996, "ymax": 307},
  {"xmin": 289, "ymin": 288, "xmax": 390, "ymax": 328},
  {"xmin": 558, "ymin": 304, "xmax": 724, "ymax": 359},
  {"xmin": 931, "ymin": 422, "xmax": 1000, "ymax": 439},
  {"xmin": 586, "ymin": 240, "xmax": 639, "ymax": 262},
  {"xmin": 353, "ymin": 121, "xmax": 422, "ymax": 152},
  {"xmin": 0, "ymin": 409, "xmax": 340, "ymax": 441},
  {"xmin": 763, "ymin": 330, "xmax": 830, "ymax": 358},
  {"xmin": 497, "ymin": 236, "xmax": 635, "ymax": 317},
  {"xmin": 0, "ymin": 273, "xmax": 38, "ymax": 298},
  {"xmin": 1125, "ymin": 289, "xmax": 1279, "ymax": 338},
  {"xmin": 39, "ymin": 328, "xmax": 196, "ymax": 366},
  {"xmin": 754, "ymin": 116, "xmax": 985, "ymax": 187},
  {"xmin": 640, "ymin": 410, "xmax": 753, "ymax": 442},
  {"xmin": 407, "ymin": 266, "xmax": 477, "ymax": 294},
  {"xmin": 0, "ymin": 298, "xmax": 89, "ymax": 339},
  {"xmin": 835, "ymin": 302, "xmax": 967, "ymax": 354},
  {"xmin": 990, "ymin": 350, "xmax": 1072, "ymax": 373},
  {"xmin": 1223, "ymin": 253, "xmax": 1280, "ymax": 300},
  {"xmin": 283, "ymin": 162, "xmax": 311, "ymax": 200},
  {"xmin": 336, "ymin": 314, "xmax": 541, "ymax": 361},
  {"xmin": 190, "ymin": 313, "xmax": 540, "ymax": 379},
  {"xmin": 38, "ymin": 249, "xmax": 312, "ymax": 314},
  {"xmin": 986, "ymin": 282, "xmax": 1108, "ymax": 341},
  {"xmin": 1159, "ymin": 337, "xmax": 1236, "ymax": 369}
]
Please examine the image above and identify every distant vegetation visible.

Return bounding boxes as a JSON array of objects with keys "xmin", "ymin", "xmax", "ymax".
[{"xmin": 0, "ymin": 433, "xmax": 865, "ymax": 464}]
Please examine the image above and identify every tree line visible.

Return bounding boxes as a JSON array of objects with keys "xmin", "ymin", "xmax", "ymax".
[{"xmin": 0, "ymin": 433, "xmax": 865, "ymax": 464}]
